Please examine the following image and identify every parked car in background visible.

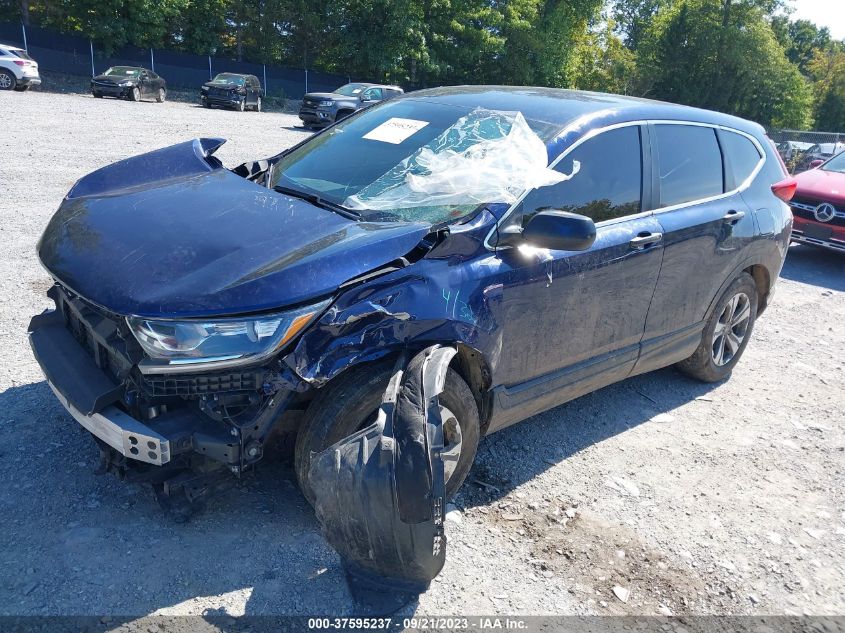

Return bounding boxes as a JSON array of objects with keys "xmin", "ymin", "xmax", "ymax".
[
  {"xmin": 0, "ymin": 43, "xmax": 40, "ymax": 91},
  {"xmin": 298, "ymin": 82, "xmax": 403, "ymax": 128},
  {"xmin": 200, "ymin": 73, "xmax": 263, "ymax": 111},
  {"xmin": 776, "ymin": 140, "xmax": 813, "ymax": 171},
  {"xmin": 789, "ymin": 150, "xmax": 845, "ymax": 253},
  {"xmin": 794, "ymin": 142, "xmax": 845, "ymax": 173},
  {"xmin": 91, "ymin": 66, "xmax": 166, "ymax": 102},
  {"xmin": 29, "ymin": 87, "xmax": 793, "ymax": 531}
]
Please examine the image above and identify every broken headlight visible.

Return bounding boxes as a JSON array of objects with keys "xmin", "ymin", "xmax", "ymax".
[{"xmin": 127, "ymin": 300, "xmax": 329, "ymax": 373}]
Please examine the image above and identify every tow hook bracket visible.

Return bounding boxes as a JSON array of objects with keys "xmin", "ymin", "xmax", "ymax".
[{"xmin": 308, "ymin": 345, "xmax": 456, "ymax": 611}]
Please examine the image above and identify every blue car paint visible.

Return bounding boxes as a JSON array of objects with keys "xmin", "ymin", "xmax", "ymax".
[{"xmin": 36, "ymin": 86, "xmax": 792, "ymax": 436}]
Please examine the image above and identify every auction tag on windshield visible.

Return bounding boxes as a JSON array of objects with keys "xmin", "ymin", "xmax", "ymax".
[{"xmin": 363, "ymin": 118, "xmax": 429, "ymax": 144}]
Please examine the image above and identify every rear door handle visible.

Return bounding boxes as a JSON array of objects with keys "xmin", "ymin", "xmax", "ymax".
[
  {"xmin": 723, "ymin": 210, "xmax": 746, "ymax": 224},
  {"xmin": 629, "ymin": 232, "xmax": 663, "ymax": 250}
]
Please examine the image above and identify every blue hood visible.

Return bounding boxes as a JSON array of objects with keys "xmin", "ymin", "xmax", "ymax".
[{"xmin": 37, "ymin": 139, "xmax": 430, "ymax": 318}]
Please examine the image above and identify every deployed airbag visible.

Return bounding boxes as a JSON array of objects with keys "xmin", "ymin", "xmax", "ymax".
[{"xmin": 308, "ymin": 345, "xmax": 456, "ymax": 606}]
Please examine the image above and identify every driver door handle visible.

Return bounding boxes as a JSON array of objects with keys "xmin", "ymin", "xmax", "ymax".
[
  {"xmin": 629, "ymin": 232, "xmax": 663, "ymax": 250},
  {"xmin": 723, "ymin": 210, "xmax": 746, "ymax": 224}
]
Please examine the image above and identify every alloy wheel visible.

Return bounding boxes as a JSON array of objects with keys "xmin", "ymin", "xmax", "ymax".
[
  {"xmin": 0, "ymin": 73, "xmax": 12, "ymax": 89},
  {"xmin": 711, "ymin": 292, "xmax": 751, "ymax": 366},
  {"xmin": 440, "ymin": 405, "xmax": 463, "ymax": 483}
]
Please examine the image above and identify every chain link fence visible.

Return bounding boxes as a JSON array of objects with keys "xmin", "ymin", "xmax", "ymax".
[
  {"xmin": 0, "ymin": 21, "xmax": 352, "ymax": 99},
  {"xmin": 768, "ymin": 128, "xmax": 845, "ymax": 174}
]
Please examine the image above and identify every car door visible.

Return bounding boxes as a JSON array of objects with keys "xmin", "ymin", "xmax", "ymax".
[
  {"xmin": 138, "ymin": 70, "xmax": 152, "ymax": 98},
  {"xmin": 633, "ymin": 122, "xmax": 760, "ymax": 375},
  {"xmin": 490, "ymin": 124, "xmax": 665, "ymax": 430}
]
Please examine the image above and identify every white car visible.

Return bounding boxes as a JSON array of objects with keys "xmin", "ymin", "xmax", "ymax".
[{"xmin": 0, "ymin": 43, "xmax": 40, "ymax": 91}]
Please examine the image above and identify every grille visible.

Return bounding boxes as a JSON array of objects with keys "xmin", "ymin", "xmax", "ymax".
[
  {"xmin": 142, "ymin": 372, "xmax": 258, "ymax": 397},
  {"xmin": 57, "ymin": 289, "xmax": 135, "ymax": 381},
  {"xmin": 208, "ymin": 87, "xmax": 230, "ymax": 97},
  {"xmin": 790, "ymin": 197, "xmax": 845, "ymax": 227}
]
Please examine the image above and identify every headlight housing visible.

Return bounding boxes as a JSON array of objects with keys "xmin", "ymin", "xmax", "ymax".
[
  {"xmin": 319, "ymin": 100, "xmax": 335, "ymax": 107},
  {"xmin": 119, "ymin": 81, "xmax": 134, "ymax": 87},
  {"xmin": 128, "ymin": 300, "xmax": 330, "ymax": 374}
]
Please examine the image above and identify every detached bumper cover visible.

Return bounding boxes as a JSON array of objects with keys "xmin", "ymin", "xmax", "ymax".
[{"xmin": 309, "ymin": 345, "xmax": 454, "ymax": 600}]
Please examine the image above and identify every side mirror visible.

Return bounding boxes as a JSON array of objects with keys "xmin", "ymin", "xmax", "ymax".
[
  {"xmin": 809, "ymin": 159, "xmax": 824, "ymax": 169},
  {"xmin": 499, "ymin": 209, "xmax": 596, "ymax": 251}
]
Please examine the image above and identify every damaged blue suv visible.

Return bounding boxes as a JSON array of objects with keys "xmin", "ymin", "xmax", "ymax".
[{"xmin": 30, "ymin": 86, "xmax": 794, "ymax": 517}]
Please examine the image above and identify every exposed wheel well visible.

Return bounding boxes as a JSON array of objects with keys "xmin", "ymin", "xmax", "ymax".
[{"xmin": 745, "ymin": 264, "xmax": 771, "ymax": 315}]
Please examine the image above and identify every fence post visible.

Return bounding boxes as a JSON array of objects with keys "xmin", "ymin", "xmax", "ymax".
[
  {"xmin": 21, "ymin": 23, "xmax": 27, "ymax": 52},
  {"xmin": 150, "ymin": 48, "xmax": 155, "ymax": 73},
  {"xmin": 90, "ymin": 40, "xmax": 95, "ymax": 77},
  {"xmin": 263, "ymin": 64, "xmax": 267, "ymax": 94},
  {"xmin": 208, "ymin": 56, "xmax": 212, "ymax": 80},
  {"xmin": 304, "ymin": 68, "xmax": 308, "ymax": 95}
]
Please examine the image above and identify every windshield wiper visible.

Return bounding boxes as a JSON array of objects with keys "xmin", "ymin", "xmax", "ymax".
[{"xmin": 273, "ymin": 185, "xmax": 361, "ymax": 220}]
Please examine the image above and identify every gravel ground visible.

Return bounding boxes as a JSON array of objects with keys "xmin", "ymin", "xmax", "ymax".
[{"xmin": 1, "ymin": 90, "xmax": 844, "ymax": 620}]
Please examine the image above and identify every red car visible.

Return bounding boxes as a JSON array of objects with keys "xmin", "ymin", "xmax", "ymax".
[{"xmin": 790, "ymin": 151, "xmax": 845, "ymax": 253}]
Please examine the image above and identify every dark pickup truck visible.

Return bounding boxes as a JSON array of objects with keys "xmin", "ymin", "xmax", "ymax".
[{"xmin": 298, "ymin": 82, "xmax": 403, "ymax": 128}]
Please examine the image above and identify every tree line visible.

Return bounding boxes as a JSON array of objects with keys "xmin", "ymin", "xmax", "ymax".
[{"xmin": 5, "ymin": 0, "xmax": 845, "ymax": 130}]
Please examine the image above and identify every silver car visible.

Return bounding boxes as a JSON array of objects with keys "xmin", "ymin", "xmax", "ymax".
[{"xmin": 0, "ymin": 43, "xmax": 40, "ymax": 91}]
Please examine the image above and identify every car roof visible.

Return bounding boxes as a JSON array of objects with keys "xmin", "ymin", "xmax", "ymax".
[
  {"xmin": 403, "ymin": 86, "xmax": 765, "ymax": 137},
  {"xmin": 0, "ymin": 43, "xmax": 24, "ymax": 51}
]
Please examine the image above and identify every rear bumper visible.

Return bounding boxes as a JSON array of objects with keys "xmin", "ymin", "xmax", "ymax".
[{"xmin": 19, "ymin": 75, "xmax": 40, "ymax": 86}]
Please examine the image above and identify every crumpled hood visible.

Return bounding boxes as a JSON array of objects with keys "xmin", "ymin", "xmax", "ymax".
[
  {"xmin": 204, "ymin": 82, "xmax": 242, "ymax": 90},
  {"xmin": 37, "ymin": 139, "xmax": 430, "ymax": 318}
]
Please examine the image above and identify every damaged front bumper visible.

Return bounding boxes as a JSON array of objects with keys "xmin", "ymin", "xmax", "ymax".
[{"xmin": 28, "ymin": 291, "xmax": 253, "ymax": 476}]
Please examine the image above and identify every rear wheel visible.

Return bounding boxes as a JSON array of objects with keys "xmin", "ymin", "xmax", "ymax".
[
  {"xmin": 294, "ymin": 360, "xmax": 480, "ymax": 507},
  {"xmin": 0, "ymin": 70, "xmax": 16, "ymax": 90},
  {"xmin": 676, "ymin": 272, "xmax": 758, "ymax": 382}
]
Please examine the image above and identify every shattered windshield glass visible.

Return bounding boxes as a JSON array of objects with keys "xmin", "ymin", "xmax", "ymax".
[
  {"xmin": 270, "ymin": 100, "xmax": 569, "ymax": 224},
  {"xmin": 211, "ymin": 74, "xmax": 245, "ymax": 86}
]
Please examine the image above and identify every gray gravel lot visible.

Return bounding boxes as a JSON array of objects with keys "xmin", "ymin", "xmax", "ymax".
[{"xmin": 1, "ymin": 90, "xmax": 844, "ymax": 618}]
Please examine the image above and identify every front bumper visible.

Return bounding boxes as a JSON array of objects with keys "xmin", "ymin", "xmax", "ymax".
[
  {"xmin": 91, "ymin": 84, "xmax": 131, "ymax": 97},
  {"xmin": 791, "ymin": 216, "xmax": 845, "ymax": 253},
  {"xmin": 298, "ymin": 108, "xmax": 333, "ymax": 124},
  {"xmin": 28, "ymin": 307, "xmax": 241, "ymax": 469},
  {"xmin": 201, "ymin": 94, "xmax": 244, "ymax": 107}
]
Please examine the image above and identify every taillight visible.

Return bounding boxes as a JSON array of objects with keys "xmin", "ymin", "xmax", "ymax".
[
  {"xmin": 771, "ymin": 178, "xmax": 798, "ymax": 202},
  {"xmin": 13, "ymin": 60, "xmax": 26, "ymax": 66}
]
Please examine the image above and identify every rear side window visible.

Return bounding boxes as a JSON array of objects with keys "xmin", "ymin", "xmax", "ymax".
[
  {"xmin": 522, "ymin": 125, "xmax": 643, "ymax": 223},
  {"xmin": 720, "ymin": 130, "xmax": 762, "ymax": 187},
  {"xmin": 654, "ymin": 124, "xmax": 723, "ymax": 207}
]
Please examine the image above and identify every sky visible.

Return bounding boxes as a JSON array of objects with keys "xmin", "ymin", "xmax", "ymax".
[{"xmin": 788, "ymin": 0, "xmax": 845, "ymax": 40}]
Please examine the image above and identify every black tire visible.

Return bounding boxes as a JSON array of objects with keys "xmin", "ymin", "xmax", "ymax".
[
  {"xmin": 156, "ymin": 87, "xmax": 166, "ymax": 103},
  {"xmin": 0, "ymin": 70, "xmax": 16, "ymax": 91},
  {"xmin": 93, "ymin": 91, "xmax": 103, "ymax": 98},
  {"xmin": 202, "ymin": 101, "xmax": 210, "ymax": 108},
  {"xmin": 129, "ymin": 87, "xmax": 140, "ymax": 102},
  {"xmin": 294, "ymin": 360, "xmax": 480, "ymax": 507},
  {"xmin": 676, "ymin": 272, "xmax": 758, "ymax": 383}
]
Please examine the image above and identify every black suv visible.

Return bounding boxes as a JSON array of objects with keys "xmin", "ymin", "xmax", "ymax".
[
  {"xmin": 200, "ymin": 73, "xmax": 263, "ymax": 112},
  {"xmin": 298, "ymin": 82, "xmax": 403, "ymax": 128}
]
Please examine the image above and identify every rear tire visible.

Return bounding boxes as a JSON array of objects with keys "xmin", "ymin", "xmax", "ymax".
[
  {"xmin": 676, "ymin": 272, "xmax": 758, "ymax": 383},
  {"xmin": 0, "ymin": 70, "xmax": 16, "ymax": 90},
  {"xmin": 294, "ymin": 360, "xmax": 480, "ymax": 507}
]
